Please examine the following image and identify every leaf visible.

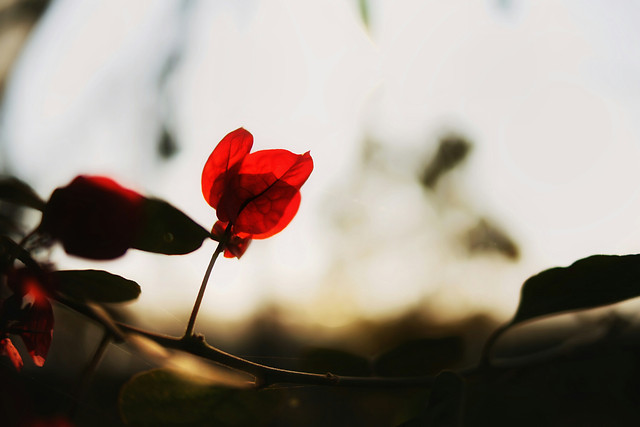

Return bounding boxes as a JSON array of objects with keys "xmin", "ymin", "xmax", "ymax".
[
  {"xmin": 53, "ymin": 270, "xmax": 140, "ymax": 303},
  {"xmin": 299, "ymin": 347, "xmax": 371, "ymax": 376},
  {"xmin": 373, "ymin": 337, "xmax": 463, "ymax": 376},
  {"xmin": 119, "ymin": 369, "xmax": 282, "ymax": 426},
  {"xmin": 513, "ymin": 254, "xmax": 640, "ymax": 325},
  {"xmin": 423, "ymin": 371, "xmax": 465, "ymax": 426},
  {"xmin": 133, "ymin": 198, "xmax": 211, "ymax": 255},
  {"xmin": 397, "ymin": 371, "xmax": 465, "ymax": 427},
  {"xmin": 126, "ymin": 335, "xmax": 254, "ymax": 388},
  {"xmin": 0, "ymin": 177, "xmax": 45, "ymax": 210}
]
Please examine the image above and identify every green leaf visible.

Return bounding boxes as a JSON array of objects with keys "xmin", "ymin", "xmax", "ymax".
[
  {"xmin": 53, "ymin": 269, "xmax": 140, "ymax": 303},
  {"xmin": 0, "ymin": 177, "xmax": 45, "ymax": 210},
  {"xmin": 119, "ymin": 369, "xmax": 283, "ymax": 426},
  {"xmin": 133, "ymin": 198, "xmax": 211, "ymax": 255},
  {"xmin": 373, "ymin": 337, "xmax": 463, "ymax": 377},
  {"xmin": 513, "ymin": 254, "xmax": 640, "ymax": 325}
]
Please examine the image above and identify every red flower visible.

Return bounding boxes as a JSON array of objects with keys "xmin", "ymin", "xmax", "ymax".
[
  {"xmin": 39, "ymin": 176, "xmax": 144, "ymax": 260},
  {"xmin": 202, "ymin": 128, "xmax": 313, "ymax": 258},
  {"xmin": 0, "ymin": 269, "xmax": 54, "ymax": 370}
]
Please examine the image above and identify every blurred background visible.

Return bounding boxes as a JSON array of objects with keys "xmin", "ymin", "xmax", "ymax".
[{"xmin": 3, "ymin": 0, "xmax": 640, "ymax": 382}]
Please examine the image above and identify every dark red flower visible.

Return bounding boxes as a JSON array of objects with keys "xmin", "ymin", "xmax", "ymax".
[
  {"xmin": 1, "ymin": 269, "xmax": 54, "ymax": 370},
  {"xmin": 202, "ymin": 128, "xmax": 313, "ymax": 258},
  {"xmin": 39, "ymin": 176, "xmax": 144, "ymax": 260}
]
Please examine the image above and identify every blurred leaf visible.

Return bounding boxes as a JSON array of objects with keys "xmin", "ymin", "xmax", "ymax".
[
  {"xmin": 0, "ymin": 236, "xmax": 38, "ymax": 271},
  {"xmin": 513, "ymin": 254, "xmax": 640, "ymax": 325},
  {"xmin": 119, "ymin": 369, "xmax": 283, "ymax": 426},
  {"xmin": 133, "ymin": 198, "xmax": 210, "ymax": 255},
  {"xmin": 157, "ymin": 126, "xmax": 179, "ymax": 160},
  {"xmin": 299, "ymin": 347, "xmax": 371, "ymax": 376},
  {"xmin": 465, "ymin": 218, "xmax": 519, "ymax": 260},
  {"xmin": 53, "ymin": 270, "xmax": 140, "ymax": 303},
  {"xmin": 374, "ymin": 337, "xmax": 463, "ymax": 377},
  {"xmin": 127, "ymin": 335, "xmax": 255, "ymax": 389},
  {"xmin": 0, "ymin": 177, "xmax": 45, "ymax": 210},
  {"xmin": 358, "ymin": 0, "xmax": 370, "ymax": 28},
  {"xmin": 421, "ymin": 134, "xmax": 471, "ymax": 189}
]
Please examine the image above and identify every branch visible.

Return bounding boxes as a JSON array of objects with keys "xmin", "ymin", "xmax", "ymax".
[{"xmin": 117, "ymin": 322, "xmax": 436, "ymax": 389}]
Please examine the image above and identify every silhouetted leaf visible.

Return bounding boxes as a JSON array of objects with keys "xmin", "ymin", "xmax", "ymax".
[
  {"xmin": 374, "ymin": 337, "xmax": 463, "ymax": 376},
  {"xmin": 300, "ymin": 347, "xmax": 371, "ymax": 376},
  {"xmin": 53, "ymin": 270, "xmax": 140, "ymax": 303},
  {"xmin": 119, "ymin": 369, "xmax": 284, "ymax": 426},
  {"xmin": 0, "ymin": 236, "xmax": 39, "ymax": 271},
  {"xmin": 0, "ymin": 177, "xmax": 45, "ymax": 210},
  {"xmin": 133, "ymin": 198, "xmax": 210, "ymax": 255},
  {"xmin": 424, "ymin": 371, "xmax": 465, "ymax": 426},
  {"xmin": 513, "ymin": 254, "xmax": 640, "ymax": 325},
  {"xmin": 397, "ymin": 371, "xmax": 465, "ymax": 427}
]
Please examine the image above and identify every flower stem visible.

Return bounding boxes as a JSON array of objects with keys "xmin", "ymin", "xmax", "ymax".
[{"xmin": 183, "ymin": 225, "xmax": 230, "ymax": 338}]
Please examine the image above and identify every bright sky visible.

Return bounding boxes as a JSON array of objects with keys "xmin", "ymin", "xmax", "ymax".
[{"xmin": 3, "ymin": 0, "xmax": 640, "ymax": 328}]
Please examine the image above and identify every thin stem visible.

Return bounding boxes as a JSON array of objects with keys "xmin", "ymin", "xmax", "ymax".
[
  {"xmin": 184, "ymin": 225, "xmax": 231, "ymax": 338},
  {"xmin": 69, "ymin": 330, "xmax": 111, "ymax": 418}
]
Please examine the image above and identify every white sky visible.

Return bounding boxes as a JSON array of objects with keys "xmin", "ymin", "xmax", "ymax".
[{"xmin": 3, "ymin": 0, "xmax": 640, "ymax": 328}]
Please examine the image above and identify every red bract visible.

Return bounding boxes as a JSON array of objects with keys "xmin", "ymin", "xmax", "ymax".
[
  {"xmin": 39, "ymin": 176, "xmax": 144, "ymax": 260},
  {"xmin": 202, "ymin": 128, "xmax": 313, "ymax": 258},
  {"xmin": 1, "ymin": 269, "xmax": 54, "ymax": 370},
  {"xmin": 0, "ymin": 338, "xmax": 23, "ymax": 371}
]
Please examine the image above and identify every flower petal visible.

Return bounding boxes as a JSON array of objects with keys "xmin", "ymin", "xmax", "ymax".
[
  {"xmin": 217, "ymin": 150, "xmax": 313, "ymax": 236},
  {"xmin": 248, "ymin": 191, "xmax": 301, "ymax": 239},
  {"xmin": 19, "ymin": 294, "xmax": 53, "ymax": 367},
  {"xmin": 0, "ymin": 338, "xmax": 23, "ymax": 371},
  {"xmin": 202, "ymin": 128, "xmax": 253, "ymax": 208}
]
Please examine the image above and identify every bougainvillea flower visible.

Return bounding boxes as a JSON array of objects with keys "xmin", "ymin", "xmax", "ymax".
[
  {"xmin": 211, "ymin": 220, "xmax": 251, "ymax": 258},
  {"xmin": 39, "ymin": 175, "xmax": 144, "ymax": 260},
  {"xmin": 0, "ymin": 269, "xmax": 54, "ymax": 370},
  {"xmin": 202, "ymin": 128, "xmax": 313, "ymax": 257}
]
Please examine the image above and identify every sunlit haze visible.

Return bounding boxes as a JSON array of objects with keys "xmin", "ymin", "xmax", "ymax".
[{"xmin": 3, "ymin": 0, "xmax": 640, "ymax": 329}]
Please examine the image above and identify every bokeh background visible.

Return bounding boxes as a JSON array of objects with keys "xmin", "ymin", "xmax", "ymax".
[{"xmin": 3, "ymin": 0, "xmax": 640, "ymax": 374}]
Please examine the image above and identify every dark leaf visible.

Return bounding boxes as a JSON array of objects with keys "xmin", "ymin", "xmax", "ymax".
[
  {"xmin": 158, "ymin": 126, "xmax": 179, "ymax": 160},
  {"xmin": 299, "ymin": 347, "xmax": 371, "ymax": 376},
  {"xmin": 119, "ymin": 369, "xmax": 283, "ymax": 426},
  {"xmin": 423, "ymin": 371, "xmax": 465, "ymax": 426},
  {"xmin": 465, "ymin": 218, "xmax": 519, "ymax": 260},
  {"xmin": 421, "ymin": 134, "xmax": 471, "ymax": 189},
  {"xmin": 133, "ymin": 198, "xmax": 210, "ymax": 255},
  {"xmin": 0, "ymin": 177, "xmax": 45, "ymax": 210},
  {"xmin": 374, "ymin": 337, "xmax": 463, "ymax": 377},
  {"xmin": 53, "ymin": 270, "xmax": 140, "ymax": 303},
  {"xmin": 397, "ymin": 371, "xmax": 465, "ymax": 427},
  {"xmin": 0, "ymin": 236, "xmax": 39, "ymax": 272},
  {"xmin": 513, "ymin": 254, "xmax": 640, "ymax": 325}
]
